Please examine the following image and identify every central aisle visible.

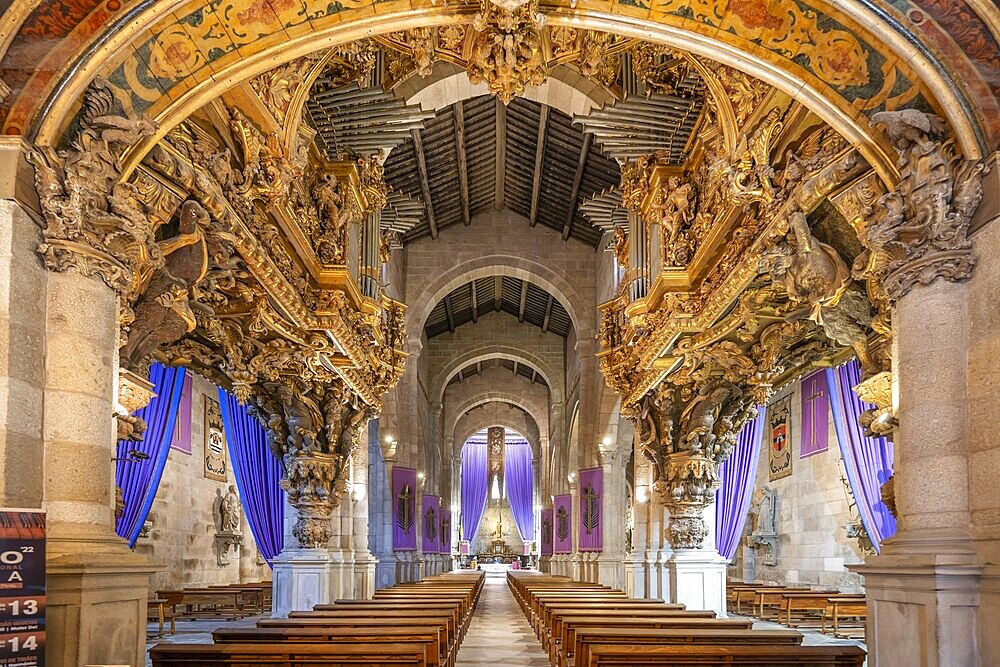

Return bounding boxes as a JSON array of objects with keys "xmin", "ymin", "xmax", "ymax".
[{"xmin": 455, "ymin": 575, "xmax": 551, "ymax": 666}]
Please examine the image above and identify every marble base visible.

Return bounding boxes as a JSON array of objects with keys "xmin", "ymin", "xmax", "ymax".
[
  {"xmin": 596, "ymin": 553, "xmax": 624, "ymax": 590},
  {"xmin": 271, "ymin": 548, "xmax": 357, "ymax": 617},
  {"xmin": 851, "ymin": 550, "xmax": 983, "ymax": 666},
  {"xmin": 353, "ymin": 554, "xmax": 376, "ymax": 599},
  {"xmin": 665, "ymin": 549, "xmax": 728, "ymax": 616}
]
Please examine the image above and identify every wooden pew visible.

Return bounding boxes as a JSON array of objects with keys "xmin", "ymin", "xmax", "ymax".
[
  {"xmin": 753, "ymin": 586, "xmax": 813, "ymax": 619},
  {"xmin": 286, "ymin": 610, "xmax": 458, "ymax": 649},
  {"xmin": 571, "ymin": 627, "xmax": 803, "ymax": 667},
  {"xmin": 155, "ymin": 588, "xmax": 249, "ymax": 619},
  {"xmin": 212, "ymin": 626, "xmax": 445, "ymax": 667},
  {"xmin": 779, "ymin": 590, "xmax": 842, "ymax": 627},
  {"xmin": 150, "ymin": 642, "xmax": 430, "ymax": 666},
  {"xmin": 303, "ymin": 602, "xmax": 465, "ymax": 640},
  {"xmin": 823, "ymin": 595, "xmax": 867, "ymax": 638},
  {"xmin": 584, "ymin": 643, "xmax": 866, "ymax": 666},
  {"xmin": 257, "ymin": 615, "xmax": 452, "ymax": 662},
  {"xmin": 554, "ymin": 616, "xmax": 753, "ymax": 667}
]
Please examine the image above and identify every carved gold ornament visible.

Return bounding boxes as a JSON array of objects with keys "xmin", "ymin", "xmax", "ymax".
[{"xmin": 468, "ymin": 0, "xmax": 547, "ymax": 104}]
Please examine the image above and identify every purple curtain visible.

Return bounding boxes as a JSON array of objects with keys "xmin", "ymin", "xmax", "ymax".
[
  {"xmin": 540, "ymin": 508, "xmax": 553, "ymax": 555},
  {"xmin": 828, "ymin": 361, "xmax": 897, "ymax": 551},
  {"xmin": 714, "ymin": 410, "xmax": 765, "ymax": 560},
  {"xmin": 461, "ymin": 439, "xmax": 489, "ymax": 544},
  {"xmin": 578, "ymin": 467, "xmax": 603, "ymax": 551},
  {"xmin": 218, "ymin": 388, "xmax": 285, "ymax": 565},
  {"xmin": 503, "ymin": 438, "xmax": 535, "ymax": 542},
  {"xmin": 392, "ymin": 467, "xmax": 418, "ymax": 550},
  {"xmin": 553, "ymin": 494, "xmax": 572, "ymax": 553},
  {"xmin": 115, "ymin": 363, "xmax": 186, "ymax": 547}
]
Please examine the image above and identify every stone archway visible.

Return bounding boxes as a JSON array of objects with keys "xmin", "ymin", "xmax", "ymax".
[{"xmin": 432, "ymin": 348, "xmax": 558, "ymax": 406}]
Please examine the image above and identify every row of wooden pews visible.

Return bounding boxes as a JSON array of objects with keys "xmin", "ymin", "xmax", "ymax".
[
  {"xmin": 509, "ymin": 571, "xmax": 866, "ymax": 667},
  {"xmin": 150, "ymin": 571, "xmax": 484, "ymax": 666},
  {"xmin": 727, "ymin": 582, "xmax": 867, "ymax": 638},
  {"xmin": 154, "ymin": 580, "xmax": 273, "ymax": 621}
]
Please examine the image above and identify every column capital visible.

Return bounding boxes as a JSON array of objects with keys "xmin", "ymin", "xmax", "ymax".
[{"xmin": 866, "ymin": 111, "xmax": 987, "ymax": 301}]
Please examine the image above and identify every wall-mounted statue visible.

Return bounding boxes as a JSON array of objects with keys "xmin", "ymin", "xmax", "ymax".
[
  {"xmin": 214, "ymin": 485, "xmax": 243, "ymax": 567},
  {"xmin": 747, "ymin": 485, "xmax": 778, "ymax": 566}
]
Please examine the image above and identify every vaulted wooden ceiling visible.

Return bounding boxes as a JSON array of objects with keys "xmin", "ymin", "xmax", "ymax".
[
  {"xmin": 447, "ymin": 358, "xmax": 549, "ymax": 388},
  {"xmin": 305, "ymin": 51, "xmax": 707, "ymax": 248},
  {"xmin": 425, "ymin": 276, "xmax": 572, "ymax": 339},
  {"xmin": 381, "ymin": 96, "xmax": 621, "ymax": 247}
]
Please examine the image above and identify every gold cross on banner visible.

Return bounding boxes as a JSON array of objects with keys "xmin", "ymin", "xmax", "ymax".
[
  {"xmin": 582, "ymin": 485, "xmax": 600, "ymax": 535},
  {"xmin": 396, "ymin": 484, "xmax": 413, "ymax": 533}
]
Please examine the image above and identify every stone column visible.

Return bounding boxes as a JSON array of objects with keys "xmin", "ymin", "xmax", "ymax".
[
  {"xmin": 848, "ymin": 112, "xmax": 988, "ymax": 666},
  {"xmin": 43, "ymin": 268, "xmax": 159, "ymax": 666},
  {"xmin": 569, "ymin": 475, "xmax": 583, "ymax": 581},
  {"xmin": 351, "ymin": 424, "xmax": 376, "ymax": 598},
  {"xmin": 370, "ymin": 424, "xmax": 398, "ymax": 590},
  {"xmin": 596, "ymin": 443, "xmax": 626, "ymax": 589}
]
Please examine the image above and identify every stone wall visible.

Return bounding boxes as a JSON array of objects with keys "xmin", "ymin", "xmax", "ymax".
[
  {"xmin": 736, "ymin": 379, "xmax": 866, "ymax": 593},
  {"xmin": 135, "ymin": 373, "xmax": 270, "ymax": 590}
]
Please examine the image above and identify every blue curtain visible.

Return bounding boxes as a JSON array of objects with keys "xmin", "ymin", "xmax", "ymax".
[
  {"xmin": 504, "ymin": 438, "xmax": 535, "ymax": 542},
  {"xmin": 218, "ymin": 388, "xmax": 285, "ymax": 565},
  {"xmin": 828, "ymin": 361, "xmax": 897, "ymax": 552},
  {"xmin": 714, "ymin": 410, "xmax": 765, "ymax": 560},
  {"xmin": 115, "ymin": 363, "xmax": 186, "ymax": 547},
  {"xmin": 461, "ymin": 436, "xmax": 489, "ymax": 544}
]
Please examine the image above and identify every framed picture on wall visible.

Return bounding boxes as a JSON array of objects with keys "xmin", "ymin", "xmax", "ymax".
[{"xmin": 204, "ymin": 395, "xmax": 228, "ymax": 481}]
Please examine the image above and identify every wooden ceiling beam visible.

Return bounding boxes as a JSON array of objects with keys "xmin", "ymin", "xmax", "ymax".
[
  {"xmin": 443, "ymin": 294, "xmax": 456, "ymax": 334},
  {"xmin": 411, "ymin": 128, "xmax": 439, "ymax": 239},
  {"xmin": 518, "ymin": 280, "xmax": 528, "ymax": 323},
  {"xmin": 529, "ymin": 106, "xmax": 550, "ymax": 227},
  {"xmin": 495, "ymin": 98, "xmax": 506, "ymax": 211},
  {"xmin": 453, "ymin": 102, "xmax": 471, "ymax": 226},
  {"xmin": 562, "ymin": 133, "xmax": 594, "ymax": 241},
  {"xmin": 470, "ymin": 281, "xmax": 478, "ymax": 323},
  {"xmin": 541, "ymin": 294, "xmax": 554, "ymax": 333},
  {"xmin": 477, "ymin": 360, "xmax": 482, "ymax": 376},
  {"xmin": 512, "ymin": 360, "xmax": 519, "ymax": 378},
  {"xmin": 531, "ymin": 368, "xmax": 537, "ymax": 384},
  {"xmin": 495, "ymin": 276, "xmax": 503, "ymax": 312}
]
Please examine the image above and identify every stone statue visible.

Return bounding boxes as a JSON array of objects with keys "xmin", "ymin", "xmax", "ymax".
[
  {"xmin": 747, "ymin": 486, "xmax": 778, "ymax": 565},
  {"xmin": 120, "ymin": 200, "xmax": 212, "ymax": 369},
  {"xmin": 220, "ymin": 485, "xmax": 241, "ymax": 533}
]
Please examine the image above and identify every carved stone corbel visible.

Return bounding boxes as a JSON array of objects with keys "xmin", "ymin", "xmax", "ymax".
[
  {"xmin": 27, "ymin": 77, "xmax": 158, "ymax": 294},
  {"xmin": 868, "ymin": 110, "xmax": 987, "ymax": 300}
]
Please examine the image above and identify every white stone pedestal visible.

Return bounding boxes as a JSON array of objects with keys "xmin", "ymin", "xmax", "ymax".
[
  {"xmin": 596, "ymin": 554, "xmax": 623, "ymax": 589},
  {"xmin": 624, "ymin": 556, "xmax": 645, "ymax": 598},
  {"xmin": 665, "ymin": 549, "xmax": 728, "ymax": 616},
  {"xmin": 354, "ymin": 553, "xmax": 376, "ymax": 599},
  {"xmin": 272, "ymin": 549, "xmax": 355, "ymax": 617}
]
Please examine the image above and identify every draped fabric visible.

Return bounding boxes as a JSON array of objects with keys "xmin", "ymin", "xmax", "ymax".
[
  {"xmin": 828, "ymin": 361, "xmax": 897, "ymax": 551},
  {"xmin": 392, "ymin": 467, "xmax": 418, "ymax": 550},
  {"xmin": 115, "ymin": 363, "xmax": 186, "ymax": 547},
  {"xmin": 553, "ymin": 494, "xmax": 572, "ymax": 553},
  {"xmin": 461, "ymin": 439, "xmax": 489, "ymax": 544},
  {"xmin": 577, "ymin": 467, "xmax": 603, "ymax": 552},
  {"xmin": 715, "ymin": 409, "xmax": 765, "ymax": 560},
  {"xmin": 218, "ymin": 388, "xmax": 285, "ymax": 564},
  {"xmin": 503, "ymin": 438, "xmax": 535, "ymax": 542}
]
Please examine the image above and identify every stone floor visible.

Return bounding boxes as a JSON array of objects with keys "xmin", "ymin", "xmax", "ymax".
[{"xmin": 455, "ymin": 573, "xmax": 550, "ymax": 666}]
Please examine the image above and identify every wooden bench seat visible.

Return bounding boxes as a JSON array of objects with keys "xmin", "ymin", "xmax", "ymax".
[
  {"xmin": 150, "ymin": 642, "xmax": 429, "ymax": 666},
  {"xmin": 286, "ymin": 610, "xmax": 458, "ymax": 647},
  {"xmin": 823, "ymin": 596, "xmax": 867, "ymax": 638},
  {"xmin": 778, "ymin": 590, "xmax": 842, "ymax": 627},
  {"xmin": 584, "ymin": 643, "xmax": 866, "ymax": 666},
  {"xmin": 212, "ymin": 626, "xmax": 447, "ymax": 667},
  {"xmin": 155, "ymin": 588, "xmax": 250, "ymax": 619},
  {"xmin": 552, "ymin": 614, "xmax": 750, "ymax": 667},
  {"xmin": 568, "ymin": 628, "xmax": 804, "ymax": 667}
]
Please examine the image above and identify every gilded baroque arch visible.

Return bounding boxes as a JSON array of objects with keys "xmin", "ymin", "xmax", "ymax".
[{"xmin": 3, "ymin": 0, "xmax": 998, "ymax": 188}]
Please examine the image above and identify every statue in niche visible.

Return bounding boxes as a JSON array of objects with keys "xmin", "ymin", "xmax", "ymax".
[
  {"xmin": 220, "ymin": 485, "xmax": 242, "ymax": 533},
  {"xmin": 747, "ymin": 486, "xmax": 778, "ymax": 566},
  {"xmin": 120, "ymin": 200, "xmax": 213, "ymax": 369},
  {"xmin": 771, "ymin": 211, "xmax": 875, "ymax": 376}
]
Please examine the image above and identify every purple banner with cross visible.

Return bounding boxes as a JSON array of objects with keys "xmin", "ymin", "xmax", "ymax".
[
  {"xmin": 421, "ymin": 494, "xmax": 440, "ymax": 554},
  {"xmin": 540, "ymin": 508, "xmax": 553, "ymax": 556},
  {"xmin": 577, "ymin": 467, "xmax": 603, "ymax": 551},
  {"xmin": 553, "ymin": 494, "xmax": 572, "ymax": 554},
  {"xmin": 800, "ymin": 370, "xmax": 830, "ymax": 458},
  {"xmin": 392, "ymin": 467, "xmax": 417, "ymax": 551},
  {"xmin": 439, "ymin": 508, "xmax": 452, "ymax": 555}
]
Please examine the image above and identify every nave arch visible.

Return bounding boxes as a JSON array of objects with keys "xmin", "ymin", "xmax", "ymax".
[
  {"xmin": 453, "ymin": 402, "xmax": 542, "ymax": 462},
  {"xmin": 432, "ymin": 348, "xmax": 557, "ymax": 407},
  {"xmin": 7, "ymin": 0, "xmax": 995, "ymax": 181}
]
